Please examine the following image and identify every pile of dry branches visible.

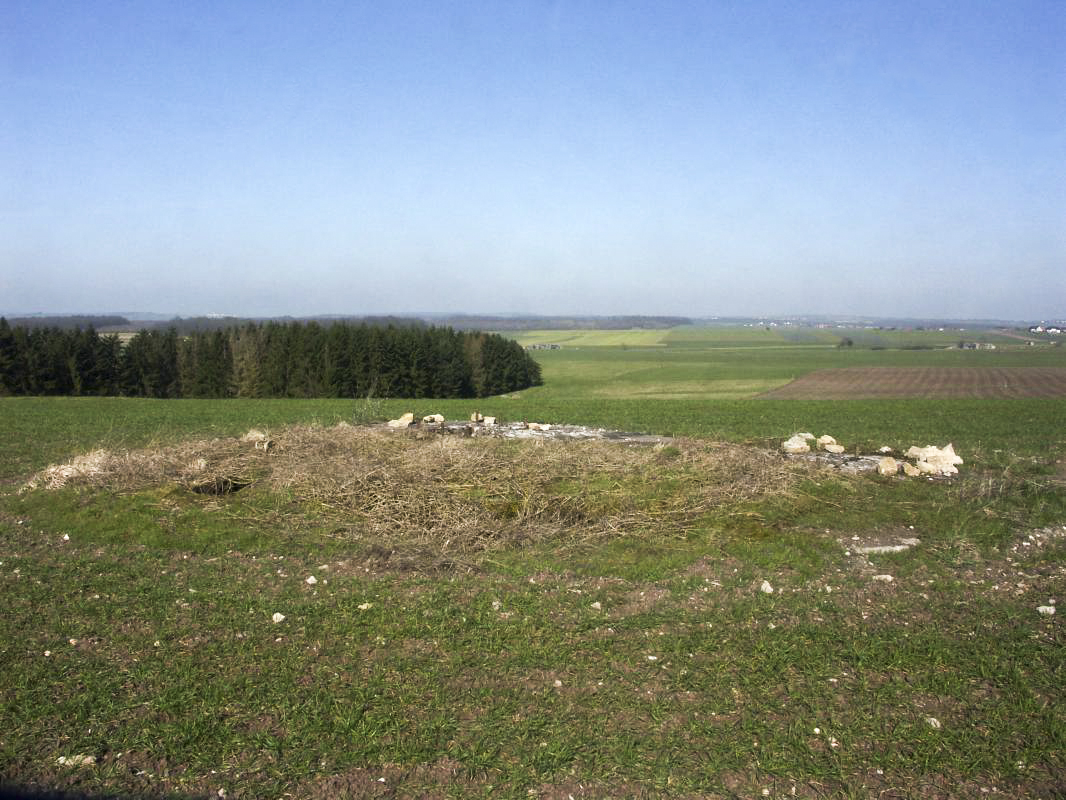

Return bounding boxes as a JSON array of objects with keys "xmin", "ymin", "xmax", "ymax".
[{"xmin": 23, "ymin": 423, "xmax": 818, "ymax": 552}]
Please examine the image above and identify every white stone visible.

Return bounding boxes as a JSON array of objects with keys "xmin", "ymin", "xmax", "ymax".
[
  {"xmin": 271, "ymin": 612, "xmax": 286, "ymax": 623},
  {"xmin": 387, "ymin": 412, "xmax": 415, "ymax": 428},
  {"xmin": 760, "ymin": 580, "xmax": 774, "ymax": 594},
  {"xmin": 823, "ymin": 443, "xmax": 846, "ymax": 454},
  {"xmin": 901, "ymin": 462, "xmax": 922, "ymax": 478},
  {"xmin": 796, "ymin": 432, "xmax": 816, "ymax": 440},
  {"xmin": 305, "ymin": 575, "xmax": 317, "ymax": 585},
  {"xmin": 925, "ymin": 717, "xmax": 942, "ymax": 729},
  {"xmin": 422, "ymin": 414, "xmax": 445, "ymax": 423},
  {"xmin": 781, "ymin": 436, "xmax": 810, "ymax": 454},
  {"xmin": 483, "ymin": 416, "xmax": 497, "ymax": 426},
  {"xmin": 358, "ymin": 602, "xmax": 373, "ymax": 611},
  {"xmin": 591, "ymin": 601, "xmax": 602, "ymax": 610},
  {"xmin": 816, "ymin": 435, "xmax": 837, "ymax": 448},
  {"xmin": 905, "ymin": 444, "xmax": 963, "ymax": 476},
  {"xmin": 470, "ymin": 412, "xmax": 484, "ymax": 422},
  {"xmin": 878, "ymin": 446, "xmax": 894, "ymax": 453},
  {"xmin": 1037, "ymin": 606, "xmax": 1056, "ymax": 616},
  {"xmin": 877, "ymin": 457, "xmax": 899, "ymax": 476}
]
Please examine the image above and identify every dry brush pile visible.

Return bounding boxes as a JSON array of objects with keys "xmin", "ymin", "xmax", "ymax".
[{"xmin": 22, "ymin": 423, "xmax": 820, "ymax": 553}]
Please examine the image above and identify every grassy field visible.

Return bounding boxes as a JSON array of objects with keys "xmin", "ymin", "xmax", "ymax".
[{"xmin": 2, "ymin": 328, "xmax": 1065, "ymax": 798}]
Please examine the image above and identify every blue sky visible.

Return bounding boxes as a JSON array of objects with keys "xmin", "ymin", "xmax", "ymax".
[{"xmin": 2, "ymin": 1, "xmax": 1063, "ymax": 319}]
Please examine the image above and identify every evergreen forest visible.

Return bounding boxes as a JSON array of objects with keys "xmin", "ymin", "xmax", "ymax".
[{"xmin": 0, "ymin": 319, "xmax": 542, "ymax": 399}]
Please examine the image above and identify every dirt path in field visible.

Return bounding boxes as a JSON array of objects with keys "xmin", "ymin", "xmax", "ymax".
[{"xmin": 761, "ymin": 366, "xmax": 1066, "ymax": 399}]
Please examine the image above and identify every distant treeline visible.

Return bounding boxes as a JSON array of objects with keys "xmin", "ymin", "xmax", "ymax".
[
  {"xmin": 6, "ymin": 315, "xmax": 132, "ymax": 330},
  {"xmin": 0, "ymin": 319, "xmax": 541, "ymax": 399},
  {"xmin": 439, "ymin": 315, "xmax": 693, "ymax": 331}
]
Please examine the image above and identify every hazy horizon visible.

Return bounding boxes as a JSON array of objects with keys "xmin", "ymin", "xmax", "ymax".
[{"xmin": 3, "ymin": 2, "xmax": 1064, "ymax": 320}]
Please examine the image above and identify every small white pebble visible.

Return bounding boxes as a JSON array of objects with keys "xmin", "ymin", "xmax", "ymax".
[
  {"xmin": 305, "ymin": 575, "xmax": 317, "ymax": 585},
  {"xmin": 553, "ymin": 679, "xmax": 563, "ymax": 688},
  {"xmin": 591, "ymin": 601, "xmax": 602, "ymax": 611},
  {"xmin": 646, "ymin": 655, "xmax": 658, "ymax": 661},
  {"xmin": 813, "ymin": 727, "xmax": 821, "ymax": 734},
  {"xmin": 1037, "ymin": 606, "xmax": 1055, "ymax": 616},
  {"xmin": 154, "ymin": 640, "xmax": 161, "ymax": 647},
  {"xmin": 760, "ymin": 580, "xmax": 774, "ymax": 594},
  {"xmin": 43, "ymin": 650, "xmax": 51, "ymax": 657},
  {"xmin": 271, "ymin": 612, "xmax": 286, "ymax": 623},
  {"xmin": 217, "ymin": 789, "xmax": 226, "ymax": 798},
  {"xmin": 62, "ymin": 534, "xmax": 70, "ymax": 541},
  {"xmin": 925, "ymin": 717, "xmax": 942, "ymax": 729},
  {"xmin": 872, "ymin": 574, "xmax": 894, "ymax": 583},
  {"xmin": 68, "ymin": 639, "xmax": 77, "ymax": 646},
  {"xmin": 491, "ymin": 599, "xmax": 502, "ymax": 611},
  {"xmin": 358, "ymin": 602, "xmax": 373, "ymax": 611},
  {"xmin": 762, "ymin": 790, "xmax": 770, "ymax": 797}
]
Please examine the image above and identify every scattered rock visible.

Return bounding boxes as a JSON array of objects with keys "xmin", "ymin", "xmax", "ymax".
[
  {"xmin": 781, "ymin": 435, "xmax": 811, "ymax": 454},
  {"xmin": 760, "ymin": 580, "xmax": 774, "ymax": 594},
  {"xmin": 240, "ymin": 429, "xmax": 269, "ymax": 443},
  {"xmin": 871, "ymin": 574, "xmax": 894, "ymax": 583},
  {"xmin": 358, "ymin": 602, "xmax": 373, "ymax": 611},
  {"xmin": 877, "ymin": 456, "xmax": 900, "ymax": 476},
  {"xmin": 387, "ymin": 412, "xmax": 415, "ymax": 429},
  {"xmin": 925, "ymin": 717, "xmax": 942, "ymax": 730},
  {"xmin": 905, "ymin": 443, "xmax": 963, "ymax": 476},
  {"xmin": 901, "ymin": 462, "xmax": 922, "ymax": 477},
  {"xmin": 470, "ymin": 412, "xmax": 484, "ymax": 423},
  {"xmin": 823, "ymin": 443, "xmax": 846, "ymax": 454},
  {"xmin": 483, "ymin": 416, "xmax": 497, "ymax": 426},
  {"xmin": 305, "ymin": 576, "xmax": 317, "ymax": 585},
  {"xmin": 854, "ymin": 537, "xmax": 920, "ymax": 555},
  {"xmin": 816, "ymin": 435, "xmax": 837, "ymax": 448},
  {"xmin": 271, "ymin": 612, "xmax": 286, "ymax": 623},
  {"xmin": 796, "ymin": 432, "xmax": 816, "ymax": 441},
  {"xmin": 1037, "ymin": 606, "xmax": 1056, "ymax": 616},
  {"xmin": 422, "ymin": 414, "xmax": 445, "ymax": 424},
  {"xmin": 591, "ymin": 601, "xmax": 602, "ymax": 611},
  {"xmin": 878, "ymin": 446, "xmax": 894, "ymax": 453}
]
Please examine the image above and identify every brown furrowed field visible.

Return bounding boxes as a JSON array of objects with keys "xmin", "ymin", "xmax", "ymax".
[{"xmin": 762, "ymin": 366, "xmax": 1066, "ymax": 399}]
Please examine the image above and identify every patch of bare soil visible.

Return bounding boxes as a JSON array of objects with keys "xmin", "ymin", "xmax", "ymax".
[
  {"xmin": 761, "ymin": 366, "xmax": 1066, "ymax": 399},
  {"xmin": 19, "ymin": 423, "xmax": 817, "ymax": 554}
]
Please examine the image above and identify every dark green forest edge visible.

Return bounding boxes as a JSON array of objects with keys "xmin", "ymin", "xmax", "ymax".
[{"xmin": 0, "ymin": 318, "xmax": 541, "ymax": 399}]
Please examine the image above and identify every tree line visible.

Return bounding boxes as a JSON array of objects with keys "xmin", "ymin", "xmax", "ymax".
[{"xmin": 0, "ymin": 319, "xmax": 542, "ymax": 399}]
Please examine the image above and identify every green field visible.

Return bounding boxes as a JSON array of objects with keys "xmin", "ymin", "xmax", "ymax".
[{"xmin": 2, "ymin": 327, "xmax": 1065, "ymax": 798}]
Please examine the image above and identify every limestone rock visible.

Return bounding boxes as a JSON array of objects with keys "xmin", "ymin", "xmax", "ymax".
[
  {"xmin": 823, "ymin": 443, "xmax": 845, "ymax": 454},
  {"xmin": 901, "ymin": 462, "xmax": 922, "ymax": 477},
  {"xmin": 877, "ymin": 457, "xmax": 899, "ymax": 476},
  {"xmin": 878, "ymin": 446, "xmax": 894, "ymax": 454},
  {"xmin": 484, "ymin": 416, "xmax": 497, "ymax": 426},
  {"xmin": 816, "ymin": 435, "xmax": 837, "ymax": 448},
  {"xmin": 241, "ymin": 429, "xmax": 269, "ymax": 443},
  {"xmin": 904, "ymin": 443, "xmax": 963, "ymax": 476},
  {"xmin": 781, "ymin": 435, "xmax": 811, "ymax": 454},
  {"xmin": 387, "ymin": 412, "xmax": 415, "ymax": 428},
  {"xmin": 470, "ymin": 412, "xmax": 484, "ymax": 423},
  {"xmin": 422, "ymin": 414, "xmax": 445, "ymax": 424},
  {"xmin": 796, "ymin": 432, "xmax": 816, "ymax": 441}
]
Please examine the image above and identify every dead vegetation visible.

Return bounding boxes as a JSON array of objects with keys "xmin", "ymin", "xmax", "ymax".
[{"xmin": 21, "ymin": 422, "xmax": 818, "ymax": 553}]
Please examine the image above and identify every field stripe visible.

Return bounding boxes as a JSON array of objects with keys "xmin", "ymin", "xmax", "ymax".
[{"xmin": 760, "ymin": 367, "xmax": 1066, "ymax": 399}]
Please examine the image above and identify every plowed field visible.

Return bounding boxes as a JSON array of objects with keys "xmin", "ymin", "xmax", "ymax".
[{"xmin": 761, "ymin": 366, "xmax": 1066, "ymax": 399}]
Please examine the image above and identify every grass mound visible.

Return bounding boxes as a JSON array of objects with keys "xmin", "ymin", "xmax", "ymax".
[{"xmin": 21, "ymin": 423, "xmax": 818, "ymax": 554}]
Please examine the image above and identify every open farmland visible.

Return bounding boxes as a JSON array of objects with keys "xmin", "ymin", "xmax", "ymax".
[
  {"xmin": 763, "ymin": 366, "xmax": 1066, "ymax": 399},
  {"xmin": 2, "ymin": 326, "xmax": 1065, "ymax": 798}
]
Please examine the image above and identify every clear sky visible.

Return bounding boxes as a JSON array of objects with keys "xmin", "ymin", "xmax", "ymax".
[{"xmin": 2, "ymin": 1, "xmax": 1064, "ymax": 320}]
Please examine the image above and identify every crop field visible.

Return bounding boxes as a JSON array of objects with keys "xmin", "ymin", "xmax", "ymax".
[
  {"xmin": 2, "ymin": 327, "xmax": 1065, "ymax": 798},
  {"xmin": 764, "ymin": 367, "xmax": 1066, "ymax": 399}
]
